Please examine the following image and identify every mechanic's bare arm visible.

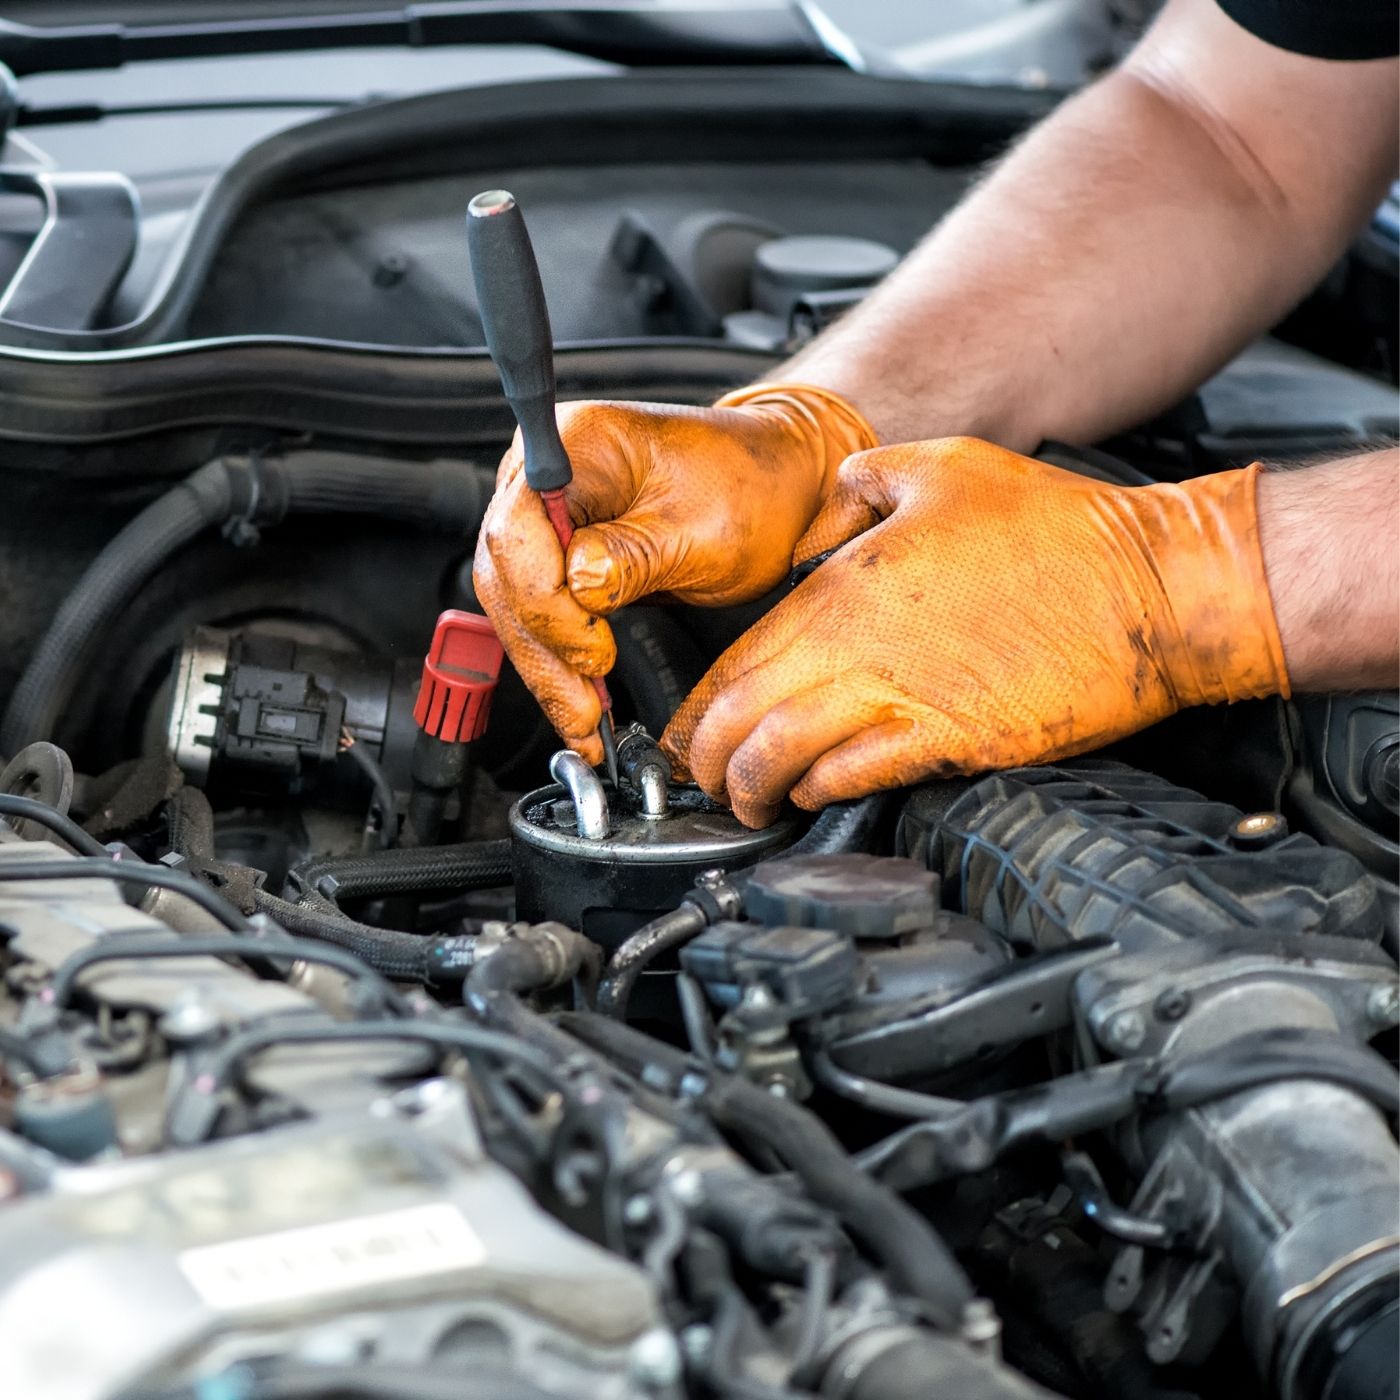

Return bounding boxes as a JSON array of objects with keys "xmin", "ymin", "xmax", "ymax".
[
  {"xmin": 1259, "ymin": 448, "xmax": 1400, "ymax": 691},
  {"xmin": 475, "ymin": 0, "xmax": 1399, "ymax": 758},
  {"xmin": 781, "ymin": 0, "xmax": 1399, "ymax": 450}
]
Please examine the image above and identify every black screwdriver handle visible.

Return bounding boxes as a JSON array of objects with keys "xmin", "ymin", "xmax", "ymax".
[{"xmin": 466, "ymin": 189, "xmax": 574, "ymax": 493}]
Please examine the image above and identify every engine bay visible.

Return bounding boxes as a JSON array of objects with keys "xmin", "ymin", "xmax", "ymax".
[{"xmin": 0, "ymin": 51, "xmax": 1395, "ymax": 1400}]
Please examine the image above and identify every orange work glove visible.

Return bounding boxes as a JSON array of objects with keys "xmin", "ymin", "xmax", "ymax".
[
  {"xmin": 472, "ymin": 383, "xmax": 878, "ymax": 762},
  {"xmin": 661, "ymin": 437, "xmax": 1290, "ymax": 828}
]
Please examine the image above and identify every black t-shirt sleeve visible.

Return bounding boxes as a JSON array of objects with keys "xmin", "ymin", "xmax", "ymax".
[{"xmin": 1217, "ymin": 0, "xmax": 1399, "ymax": 59}]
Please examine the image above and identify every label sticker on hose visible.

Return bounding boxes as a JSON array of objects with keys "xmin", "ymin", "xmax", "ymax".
[{"xmin": 179, "ymin": 1202, "xmax": 485, "ymax": 1309}]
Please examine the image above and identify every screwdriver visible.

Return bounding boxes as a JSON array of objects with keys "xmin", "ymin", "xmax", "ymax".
[{"xmin": 466, "ymin": 188, "xmax": 621, "ymax": 786}]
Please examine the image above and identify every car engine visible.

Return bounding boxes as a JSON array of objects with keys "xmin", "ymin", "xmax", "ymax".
[{"xmin": 0, "ymin": 28, "xmax": 1394, "ymax": 1400}]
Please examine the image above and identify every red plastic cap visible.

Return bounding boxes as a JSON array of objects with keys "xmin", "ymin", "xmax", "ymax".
[{"xmin": 413, "ymin": 610, "xmax": 505, "ymax": 743}]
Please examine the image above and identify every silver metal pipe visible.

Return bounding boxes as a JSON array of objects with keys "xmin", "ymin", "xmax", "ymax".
[
  {"xmin": 637, "ymin": 763, "xmax": 670, "ymax": 820},
  {"xmin": 549, "ymin": 750, "xmax": 609, "ymax": 841}
]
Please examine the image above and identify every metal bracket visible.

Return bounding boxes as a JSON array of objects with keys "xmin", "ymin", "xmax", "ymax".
[
  {"xmin": 826, "ymin": 938, "xmax": 1118, "ymax": 1081},
  {"xmin": 1104, "ymin": 1140, "xmax": 1232, "ymax": 1367}
]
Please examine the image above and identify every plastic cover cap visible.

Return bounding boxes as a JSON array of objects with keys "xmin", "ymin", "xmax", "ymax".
[{"xmin": 413, "ymin": 610, "xmax": 505, "ymax": 743}]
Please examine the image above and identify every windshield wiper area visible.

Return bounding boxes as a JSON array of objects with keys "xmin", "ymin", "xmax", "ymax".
[{"xmin": 0, "ymin": 1, "xmax": 848, "ymax": 77}]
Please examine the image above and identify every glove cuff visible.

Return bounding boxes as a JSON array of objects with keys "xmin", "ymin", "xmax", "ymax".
[
  {"xmin": 714, "ymin": 381, "xmax": 880, "ymax": 497},
  {"xmin": 1134, "ymin": 463, "xmax": 1291, "ymax": 708}
]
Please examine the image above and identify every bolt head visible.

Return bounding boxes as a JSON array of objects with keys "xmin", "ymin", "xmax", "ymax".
[
  {"xmin": 677, "ymin": 1071, "xmax": 707, "ymax": 1100},
  {"xmin": 680, "ymin": 1324, "xmax": 714, "ymax": 1366},
  {"xmin": 669, "ymin": 1168, "xmax": 704, "ymax": 1207},
  {"xmin": 1153, "ymin": 989, "xmax": 1192, "ymax": 1023},
  {"xmin": 1230, "ymin": 811, "xmax": 1287, "ymax": 850},
  {"xmin": 1105, "ymin": 1009, "xmax": 1147, "ymax": 1054},
  {"xmin": 159, "ymin": 994, "xmax": 220, "ymax": 1043},
  {"xmin": 961, "ymin": 1298, "xmax": 1002, "ymax": 1350},
  {"xmin": 628, "ymin": 1328, "xmax": 682, "ymax": 1389},
  {"xmin": 623, "ymin": 1194, "xmax": 654, "ymax": 1226},
  {"xmin": 1367, "ymin": 982, "xmax": 1400, "ymax": 1027}
]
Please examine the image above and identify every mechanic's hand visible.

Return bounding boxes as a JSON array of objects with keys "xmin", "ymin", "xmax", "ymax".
[
  {"xmin": 662, "ymin": 437, "xmax": 1290, "ymax": 827},
  {"xmin": 473, "ymin": 383, "xmax": 877, "ymax": 761}
]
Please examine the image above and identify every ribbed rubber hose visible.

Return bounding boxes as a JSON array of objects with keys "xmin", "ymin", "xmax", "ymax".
[
  {"xmin": 166, "ymin": 784, "xmax": 216, "ymax": 862},
  {"xmin": 286, "ymin": 839, "xmax": 513, "ymax": 905},
  {"xmin": 253, "ymin": 889, "xmax": 465, "ymax": 984},
  {"xmin": 168, "ymin": 789, "xmax": 497, "ymax": 985},
  {"xmin": 1, "ymin": 452, "xmax": 491, "ymax": 753}
]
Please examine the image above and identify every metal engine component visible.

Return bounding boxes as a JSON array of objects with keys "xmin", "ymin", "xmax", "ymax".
[
  {"xmin": 929, "ymin": 762, "xmax": 1399, "ymax": 1399},
  {"xmin": 0, "ymin": 741, "xmax": 76, "ymax": 842},
  {"xmin": 616, "ymin": 723, "xmax": 672, "ymax": 820},
  {"xmin": 550, "ymin": 749, "xmax": 612, "ymax": 841},
  {"xmin": 0, "ymin": 1086, "xmax": 667, "ymax": 1400},
  {"xmin": 0, "ymin": 828, "xmax": 670, "ymax": 1400},
  {"xmin": 510, "ymin": 749, "xmax": 797, "ymax": 948}
]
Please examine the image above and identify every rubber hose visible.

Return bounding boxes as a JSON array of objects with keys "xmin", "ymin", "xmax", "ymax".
[
  {"xmin": 595, "ymin": 904, "xmax": 706, "ymax": 1018},
  {"xmin": 1, "ymin": 452, "xmax": 491, "ymax": 753},
  {"xmin": 1157, "ymin": 1028, "xmax": 1400, "ymax": 1118},
  {"xmin": 166, "ymin": 785, "xmax": 216, "ymax": 862},
  {"xmin": 3, "ymin": 460, "xmax": 229, "ymax": 754},
  {"xmin": 607, "ymin": 606, "xmax": 706, "ymax": 736},
  {"xmin": 1035, "ymin": 440, "xmax": 1154, "ymax": 488},
  {"xmin": 0, "ymin": 793, "xmax": 109, "ymax": 857},
  {"xmin": 703, "ymin": 1075, "xmax": 975, "ymax": 1327},
  {"xmin": 281, "ymin": 452, "xmax": 487, "ymax": 532},
  {"xmin": 342, "ymin": 736, "xmax": 399, "ymax": 850},
  {"xmin": 465, "ymin": 925, "xmax": 600, "ymax": 1013},
  {"xmin": 553, "ymin": 1010, "xmax": 974, "ymax": 1327},
  {"xmin": 780, "ymin": 791, "xmax": 896, "ymax": 859},
  {"xmin": 466, "ymin": 939, "xmax": 554, "ymax": 1002},
  {"xmin": 480, "ymin": 981, "xmax": 596, "ymax": 1058},
  {"xmin": 253, "ymin": 889, "xmax": 472, "ymax": 984},
  {"xmin": 286, "ymin": 839, "xmax": 512, "ymax": 906}
]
